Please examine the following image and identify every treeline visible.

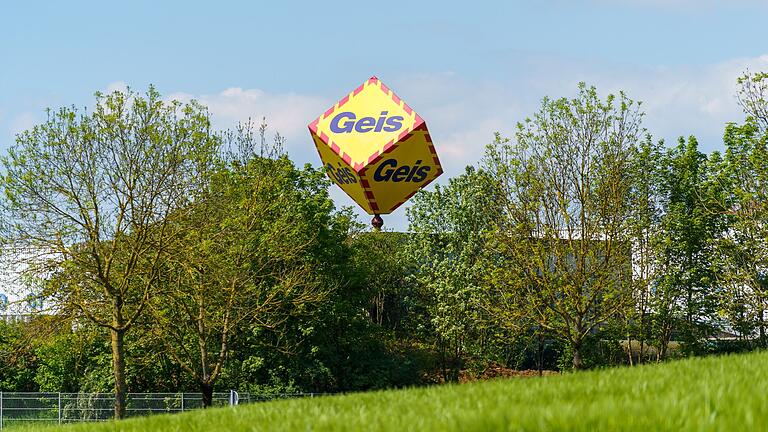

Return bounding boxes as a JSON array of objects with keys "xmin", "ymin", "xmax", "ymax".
[
  {"xmin": 407, "ymin": 76, "xmax": 768, "ymax": 373},
  {"xmin": 2, "ymin": 73, "xmax": 768, "ymax": 416}
]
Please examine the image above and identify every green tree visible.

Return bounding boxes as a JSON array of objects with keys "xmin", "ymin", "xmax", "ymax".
[
  {"xmin": 34, "ymin": 322, "xmax": 110, "ymax": 393},
  {"xmin": 0, "ymin": 320, "xmax": 39, "ymax": 391},
  {"xmin": 712, "ymin": 119, "xmax": 768, "ymax": 345},
  {"xmin": 483, "ymin": 84, "xmax": 641, "ymax": 369},
  {"xmin": 287, "ymin": 229, "xmax": 424, "ymax": 391},
  {"xmin": 0, "ymin": 87, "xmax": 218, "ymax": 417},
  {"xmin": 652, "ymin": 137, "xmax": 724, "ymax": 357},
  {"xmin": 706, "ymin": 72, "xmax": 768, "ymax": 345},
  {"xmin": 150, "ymin": 133, "xmax": 337, "ymax": 406},
  {"xmin": 737, "ymin": 71, "xmax": 768, "ymax": 131},
  {"xmin": 406, "ymin": 167, "xmax": 500, "ymax": 381},
  {"xmin": 626, "ymin": 136, "xmax": 665, "ymax": 363},
  {"xmin": 349, "ymin": 231, "xmax": 414, "ymax": 331}
]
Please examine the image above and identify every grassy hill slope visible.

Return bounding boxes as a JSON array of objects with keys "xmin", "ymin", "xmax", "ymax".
[{"xmin": 35, "ymin": 351, "xmax": 768, "ymax": 431}]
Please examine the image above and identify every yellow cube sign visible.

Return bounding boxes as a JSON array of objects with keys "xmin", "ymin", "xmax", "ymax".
[{"xmin": 308, "ymin": 76, "xmax": 442, "ymax": 215}]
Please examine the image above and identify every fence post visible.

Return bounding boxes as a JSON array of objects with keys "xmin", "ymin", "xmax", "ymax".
[
  {"xmin": 58, "ymin": 392, "xmax": 62, "ymax": 424},
  {"xmin": 1, "ymin": 390, "xmax": 4, "ymax": 430},
  {"xmin": 180, "ymin": 393, "xmax": 184, "ymax": 413},
  {"xmin": 229, "ymin": 390, "xmax": 238, "ymax": 406}
]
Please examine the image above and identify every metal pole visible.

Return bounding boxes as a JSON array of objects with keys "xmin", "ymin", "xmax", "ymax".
[
  {"xmin": 1, "ymin": 391, "xmax": 4, "ymax": 430},
  {"xmin": 58, "ymin": 393, "xmax": 62, "ymax": 424},
  {"xmin": 180, "ymin": 393, "xmax": 184, "ymax": 413}
]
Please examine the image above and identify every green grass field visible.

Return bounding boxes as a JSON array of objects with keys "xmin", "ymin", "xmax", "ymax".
[{"xmin": 27, "ymin": 350, "xmax": 768, "ymax": 431}]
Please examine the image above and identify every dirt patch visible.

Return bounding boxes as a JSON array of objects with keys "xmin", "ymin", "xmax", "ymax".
[
  {"xmin": 423, "ymin": 362, "xmax": 558, "ymax": 384},
  {"xmin": 459, "ymin": 363, "xmax": 559, "ymax": 383}
]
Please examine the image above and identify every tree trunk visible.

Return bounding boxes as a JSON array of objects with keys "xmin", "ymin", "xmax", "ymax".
[
  {"xmin": 201, "ymin": 382, "xmax": 214, "ymax": 408},
  {"xmin": 111, "ymin": 328, "xmax": 128, "ymax": 419},
  {"xmin": 437, "ymin": 340, "xmax": 449, "ymax": 382},
  {"xmin": 686, "ymin": 287, "xmax": 693, "ymax": 328},
  {"xmin": 759, "ymin": 305, "xmax": 766, "ymax": 348},
  {"xmin": 639, "ymin": 307, "xmax": 647, "ymax": 364},
  {"xmin": 659, "ymin": 324, "xmax": 671, "ymax": 361},
  {"xmin": 449, "ymin": 343, "xmax": 463, "ymax": 383},
  {"xmin": 537, "ymin": 331, "xmax": 544, "ymax": 377},
  {"xmin": 572, "ymin": 339, "xmax": 583, "ymax": 370}
]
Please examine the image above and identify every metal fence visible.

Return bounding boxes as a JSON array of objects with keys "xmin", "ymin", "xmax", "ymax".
[
  {"xmin": 0, "ymin": 391, "xmax": 331, "ymax": 429},
  {"xmin": 0, "ymin": 315, "xmax": 33, "ymax": 325},
  {"xmin": 236, "ymin": 392, "xmax": 329, "ymax": 404}
]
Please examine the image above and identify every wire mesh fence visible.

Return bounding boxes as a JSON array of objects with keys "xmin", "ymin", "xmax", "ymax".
[
  {"xmin": 236, "ymin": 392, "xmax": 327, "ymax": 404},
  {"xmin": 0, "ymin": 391, "xmax": 330, "ymax": 429}
]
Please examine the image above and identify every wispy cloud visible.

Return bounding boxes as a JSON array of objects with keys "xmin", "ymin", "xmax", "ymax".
[
  {"xmin": 155, "ymin": 54, "xmax": 768, "ymax": 229},
  {"xmin": 166, "ymin": 88, "xmax": 330, "ymax": 162},
  {"xmin": 565, "ymin": 54, "xmax": 768, "ymax": 148},
  {"xmin": 394, "ymin": 54, "xmax": 768, "ymax": 171}
]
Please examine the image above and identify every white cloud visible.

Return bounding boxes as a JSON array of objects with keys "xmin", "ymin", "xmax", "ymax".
[
  {"xmin": 388, "ymin": 73, "xmax": 524, "ymax": 175},
  {"xmin": 576, "ymin": 54, "xmax": 768, "ymax": 149},
  {"xmin": 383, "ymin": 54, "xmax": 768, "ymax": 229},
  {"xmin": 162, "ymin": 54, "xmax": 768, "ymax": 230},
  {"xmin": 395, "ymin": 53, "xmax": 768, "ymax": 169},
  {"xmin": 166, "ymin": 88, "xmax": 330, "ymax": 163}
]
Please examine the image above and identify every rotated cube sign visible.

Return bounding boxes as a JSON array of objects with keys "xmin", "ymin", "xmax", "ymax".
[{"xmin": 308, "ymin": 76, "xmax": 442, "ymax": 215}]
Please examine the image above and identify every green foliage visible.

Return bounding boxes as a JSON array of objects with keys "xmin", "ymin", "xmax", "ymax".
[
  {"xmin": 652, "ymin": 137, "xmax": 725, "ymax": 356},
  {"xmin": 556, "ymin": 329, "xmax": 626, "ymax": 371},
  {"xmin": 710, "ymin": 119, "xmax": 768, "ymax": 346},
  {"xmin": 482, "ymin": 83, "xmax": 641, "ymax": 369},
  {"xmin": 406, "ymin": 167, "xmax": 500, "ymax": 381},
  {"xmin": 0, "ymin": 86, "xmax": 222, "ymax": 417},
  {"xmin": 148, "ymin": 146, "xmax": 341, "ymax": 403},
  {"xmin": 11, "ymin": 72, "xmax": 768, "ymax": 407},
  {"xmin": 34, "ymin": 326, "xmax": 111, "ymax": 393},
  {"xmin": 0, "ymin": 321, "xmax": 38, "ymax": 391},
  {"xmin": 223, "ymin": 229, "xmax": 429, "ymax": 393},
  {"xmin": 623, "ymin": 135, "xmax": 666, "ymax": 363},
  {"xmin": 737, "ymin": 71, "xmax": 768, "ymax": 131}
]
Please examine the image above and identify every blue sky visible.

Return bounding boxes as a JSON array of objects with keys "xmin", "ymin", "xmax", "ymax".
[{"xmin": 2, "ymin": 0, "xmax": 768, "ymax": 229}]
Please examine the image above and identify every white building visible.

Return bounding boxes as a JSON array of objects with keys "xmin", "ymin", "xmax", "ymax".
[{"xmin": 0, "ymin": 249, "xmax": 45, "ymax": 320}]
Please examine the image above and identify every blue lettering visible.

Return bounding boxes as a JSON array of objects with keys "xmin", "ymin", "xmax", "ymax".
[
  {"xmin": 330, "ymin": 112, "xmax": 356, "ymax": 133},
  {"xmin": 329, "ymin": 112, "xmax": 404, "ymax": 134},
  {"xmin": 392, "ymin": 166, "xmax": 410, "ymax": 182},
  {"xmin": 326, "ymin": 162, "xmax": 358, "ymax": 184},
  {"xmin": 373, "ymin": 159, "xmax": 397, "ymax": 181},
  {"xmin": 373, "ymin": 159, "xmax": 431, "ymax": 183},
  {"xmin": 405, "ymin": 160, "xmax": 422, "ymax": 182},
  {"xmin": 383, "ymin": 116, "xmax": 404, "ymax": 132},
  {"xmin": 412, "ymin": 166, "xmax": 431, "ymax": 182},
  {"xmin": 375, "ymin": 111, "xmax": 388, "ymax": 132},
  {"xmin": 354, "ymin": 117, "xmax": 376, "ymax": 133}
]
